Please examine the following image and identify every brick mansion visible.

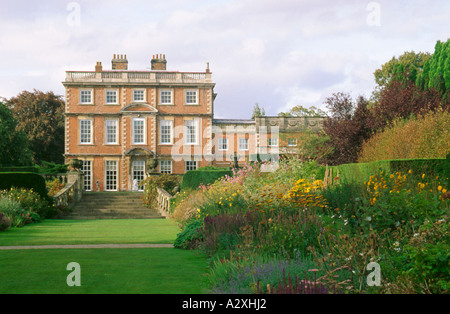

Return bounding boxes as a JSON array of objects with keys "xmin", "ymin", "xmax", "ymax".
[{"xmin": 63, "ymin": 54, "xmax": 324, "ymax": 191}]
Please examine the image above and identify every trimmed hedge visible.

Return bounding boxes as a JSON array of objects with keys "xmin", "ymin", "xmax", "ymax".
[
  {"xmin": 0, "ymin": 172, "xmax": 52, "ymax": 203},
  {"xmin": 329, "ymin": 157, "xmax": 449, "ymax": 187},
  {"xmin": 0, "ymin": 166, "xmax": 39, "ymax": 173},
  {"xmin": 181, "ymin": 167, "xmax": 233, "ymax": 191}
]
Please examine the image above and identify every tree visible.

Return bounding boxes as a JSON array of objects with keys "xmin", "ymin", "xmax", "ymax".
[
  {"xmin": 373, "ymin": 73, "xmax": 444, "ymax": 130},
  {"xmin": 278, "ymin": 105, "xmax": 326, "ymax": 117},
  {"xmin": 7, "ymin": 90, "xmax": 65, "ymax": 164},
  {"xmin": 251, "ymin": 103, "xmax": 265, "ymax": 119},
  {"xmin": 374, "ymin": 51, "xmax": 432, "ymax": 89},
  {"xmin": 322, "ymin": 93, "xmax": 374, "ymax": 165},
  {"xmin": 417, "ymin": 39, "xmax": 450, "ymax": 97},
  {"xmin": 0, "ymin": 102, "xmax": 32, "ymax": 167}
]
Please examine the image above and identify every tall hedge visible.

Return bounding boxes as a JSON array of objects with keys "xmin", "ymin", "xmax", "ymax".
[
  {"xmin": 329, "ymin": 157, "xmax": 448, "ymax": 187},
  {"xmin": 181, "ymin": 167, "xmax": 233, "ymax": 191},
  {"xmin": 0, "ymin": 172, "xmax": 52, "ymax": 202}
]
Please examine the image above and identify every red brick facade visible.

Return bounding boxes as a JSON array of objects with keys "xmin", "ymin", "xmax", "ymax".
[
  {"xmin": 63, "ymin": 54, "xmax": 324, "ymax": 192},
  {"xmin": 63, "ymin": 54, "xmax": 216, "ymax": 191}
]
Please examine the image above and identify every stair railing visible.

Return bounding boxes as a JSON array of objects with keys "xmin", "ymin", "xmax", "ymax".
[
  {"xmin": 53, "ymin": 171, "xmax": 84, "ymax": 208},
  {"xmin": 155, "ymin": 187, "xmax": 173, "ymax": 218}
]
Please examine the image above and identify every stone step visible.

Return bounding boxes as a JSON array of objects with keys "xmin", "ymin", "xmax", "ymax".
[
  {"xmin": 64, "ymin": 214, "xmax": 164, "ymax": 220},
  {"xmin": 64, "ymin": 192, "xmax": 162, "ymax": 220}
]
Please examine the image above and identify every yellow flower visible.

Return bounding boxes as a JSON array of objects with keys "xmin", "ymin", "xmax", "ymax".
[
  {"xmin": 422, "ymin": 173, "xmax": 425, "ymax": 179},
  {"xmin": 408, "ymin": 169, "xmax": 412, "ymax": 174},
  {"xmin": 438, "ymin": 186, "xmax": 443, "ymax": 192}
]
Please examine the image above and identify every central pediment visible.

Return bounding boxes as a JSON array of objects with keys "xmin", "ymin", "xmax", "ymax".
[{"xmin": 120, "ymin": 103, "xmax": 158, "ymax": 114}]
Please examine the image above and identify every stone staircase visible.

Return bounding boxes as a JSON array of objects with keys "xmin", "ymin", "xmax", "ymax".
[{"xmin": 64, "ymin": 192, "xmax": 163, "ymax": 219}]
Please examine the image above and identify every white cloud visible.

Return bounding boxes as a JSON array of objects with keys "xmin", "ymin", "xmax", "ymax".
[{"xmin": 0, "ymin": 0, "xmax": 448, "ymax": 118}]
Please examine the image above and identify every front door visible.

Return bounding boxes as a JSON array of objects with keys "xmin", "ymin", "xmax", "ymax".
[{"xmin": 132, "ymin": 160, "xmax": 146, "ymax": 191}]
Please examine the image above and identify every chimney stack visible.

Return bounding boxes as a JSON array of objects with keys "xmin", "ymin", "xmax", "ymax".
[
  {"xmin": 151, "ymin": 53, "xmax": 167, "ymax": 71},
  {"xmin": 112, "ymin": 54, "xmax": 128, "ymax": 70},
  {"xmin": 95, "ymin": 61, "xmax": 103, "ymax": 72}
]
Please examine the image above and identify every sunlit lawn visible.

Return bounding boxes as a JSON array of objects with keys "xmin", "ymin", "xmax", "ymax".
[
  {"xmin": 0, "ymin": 219, "xmax": 209, "ymax": 294},
  {"xmin": 0, "ymin": 219, "xmax": 180, "ymax": 246},
  {"xmin": 0, "ymin": 248, "xmax": 208, "ymax": 294}
]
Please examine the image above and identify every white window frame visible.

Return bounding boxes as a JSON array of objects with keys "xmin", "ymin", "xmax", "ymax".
[
  {"xmin": 105, "ymin": 90, "xmax": 118, "ymax": 105},
  {"xmin": 288, "ymin": 138, "xmax": 298, "ymax": 147},
  {"xmin": 238, "ymin": 138, "xmax": 248, "ymax": 151},
  {"xmin": 79, "ymin": 119, "xmax": 93, "ymax": 144},
  {"xmin": 160, "ymin": 89, "xmax": 173, "ymax": 105},
  {"xmin": 105, "ymin": 160, "xmax": 118, "ymax": 191},
  {"xmin": 132, "ymin": 89, "xmax": 146, "ymax": 103},
  {"xmin": 105, "ymin": 119, "xmax": 118, "ymax": 145},
  {"xmin": 132, "ymin": 160, "xmax": 146, "ymax": 191},
  {"xmin": 268, "ymin": 138, "xmax": 279, "ymax": 147},
  {"xmin": 81, "ymin": 160, "xmax": 92, "ymax": 191},
  {"xmin": 185, "ymin": 89, "xmax": 198, "ymax": 105},
  {"xmin": 185, "ymin": 119, "xmax": 198, "ymax": 145},
  {"xmin": 80, "ymin": 89, "xmax": 93, "ymax": 105},
  {"xmin": 218, "ymin": 138, "xmax": 228, "ymax": 151},
  {"xmin": 185, "ymin": 161, "xmax": 197, "ymax": 172},
  {"xmin": 132, "ymin": 118, "xmax": 146, "ymax": 145},
  {"xmin": 160, "ymin": 160, "xmax": 172, "ymax": 174},
  {"xmin": 160, "ymin": 120, "xmax": 173, "ymax": 145}
]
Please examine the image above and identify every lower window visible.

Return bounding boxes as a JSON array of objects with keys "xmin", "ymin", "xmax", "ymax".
[
  {"xmin": 105, "ymin": 160, "xmax": 118, "ymax": 191},
  {"xmin": 81, "ymin": 160, "xmax": 92, "ymax": 191},
  {"xmin": 185, "ymin": 161, "xmax": 197, "ymax": 172},
  {"xmin": 160, "ymin": 160, "xmax": 172, "ymax": 174}
]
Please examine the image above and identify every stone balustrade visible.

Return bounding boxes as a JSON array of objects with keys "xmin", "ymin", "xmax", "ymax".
[
  {"xmin": 155, "ymin": 187, "xmax": 174, "ymax": 218},
  {"xmin": 65, "ymin": 71, "xmax": 211, "ymax": 84},
  {"xmin": 52, "ymin": 171, "xmax": 84, "ymax": 208}
]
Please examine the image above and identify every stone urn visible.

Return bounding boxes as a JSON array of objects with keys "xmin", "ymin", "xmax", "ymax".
[
  {"xmin": 146, "ymin": 158, "xmax": 158, "ymax": 173},
  {"xmin": 70, "ymin": 159, "xmax": 83, "ymax": 172}
]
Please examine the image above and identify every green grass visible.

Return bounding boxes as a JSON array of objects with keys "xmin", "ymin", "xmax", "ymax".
[
  {"xmin": 0, "ymin": 219, "xmax": 180, "ymax": 246},
  {"xmin": 0, "ymin": 219, "xmax": 209, "ymax": 294},
  {"xmin": 0, "ymin": 248, "xmax": 208, "ymax": 294}
]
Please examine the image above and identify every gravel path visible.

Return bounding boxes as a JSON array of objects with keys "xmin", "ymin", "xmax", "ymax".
[{"xmin": 0, "ymin": 244, "xmax": 174, "ymax": 250}]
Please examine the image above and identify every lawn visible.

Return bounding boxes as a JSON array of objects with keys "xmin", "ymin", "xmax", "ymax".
[
  {"xmin": 0, "ymin": 219, "xmax": 209, "ymax": 294},
  {"xmin": 0, "ymin": 219, "xmax": 180, "ymax": 246},
  {"xmin": 0, "ymin": 248, "xmax": 208, "ymax": 294}
]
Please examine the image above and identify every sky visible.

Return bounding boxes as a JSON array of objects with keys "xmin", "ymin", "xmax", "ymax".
[{"xmin": 0, "ymin": 0, "xmax": 449, "ymax": 119}]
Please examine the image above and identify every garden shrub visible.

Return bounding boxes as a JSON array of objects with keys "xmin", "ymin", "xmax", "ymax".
[
  {"xmin": 208, "ymin": 252, "xmax": 325, "ymax": 294},
  {"xmin": 358, "ymin": 109, "xmax": 450, "ymax": 163},
  {"xmin": 357, "ymin": 169, "xmax": 448, "ymax": 233},
  {"xmin": 0, "ymin": 173, "xmax": 52, "ymax": 204},
  {"xmin": 171, "ymin": 156, "xmax": 449, "ymax": 294},
  {"xmin": 0, "ymin": 187, "xmax": 53, "ymax": 222},
  {"xmin": 330, "ymin": 158, "xmax": 448, "ymax": 186},
  {"xmin": 202, "ymin": 213, "xmax": 247, "ymax": 256},
  {"xmin": 0, "ymin": 166, "xmax": 39, "ymax": 173},
  {"xmin": 141, "ymin": 174, "xmax": 181, "ymax": 208},
  {"xmin": 0, "ymin": 212, "xmax": 12, "ymax": 231},
  {"xmin": 36, "ymin": 161, "xmax": 69, "ymax": 174},
  {"xmin": 404, "ymin": 217, "xmax": 449, "ymax": 293},
  {"xmin": 173, "ymin": 219, "xmax": 204, "ymax": 250},
  {"xmin": 181, "ymin": 167, "xmax": 232, "ymax": 191},
  {"xmin": 46, "ymin": 177, "xmax": 66, "ymax": 197},
  {"xmin": 0, "ymin": 196, "xmax": 40, "ymax": 227}
]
